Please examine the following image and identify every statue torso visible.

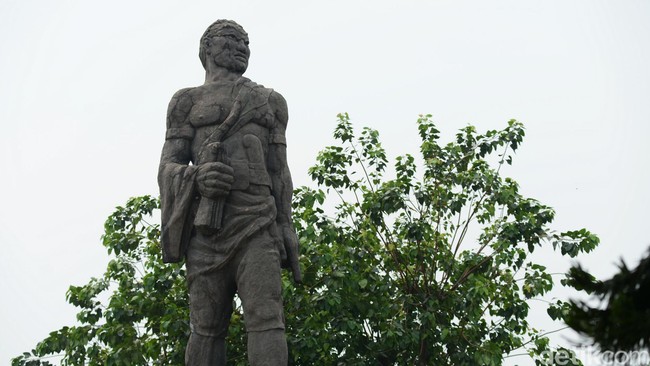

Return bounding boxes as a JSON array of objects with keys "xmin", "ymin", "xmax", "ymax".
[{"xmin": 186, "ymin": 80, "xmax": 274, "ymax": 193}]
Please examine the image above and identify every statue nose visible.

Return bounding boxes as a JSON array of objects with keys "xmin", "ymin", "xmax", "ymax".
[{"xmin": 235, "ymin": 40, "xmax": 248, "ymax": 51}]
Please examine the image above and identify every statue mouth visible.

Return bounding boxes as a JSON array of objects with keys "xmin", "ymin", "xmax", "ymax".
[{"xmin": 233, "ymin": 53, "xmax": 248, "ymax": 63}]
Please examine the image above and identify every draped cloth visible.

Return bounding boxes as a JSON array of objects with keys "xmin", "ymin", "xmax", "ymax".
[
  {"xmin": 159, "ymin": 163, "xmax": 199, "ymax": 263},
  {"xmin": 186, "ymin": 190, "xmax": 279, "ymax": 280}
]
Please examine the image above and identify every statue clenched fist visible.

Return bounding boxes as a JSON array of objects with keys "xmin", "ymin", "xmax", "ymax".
[{"xmin": 196, "ymin": 162, "xmax": 234, "ymax": 199}]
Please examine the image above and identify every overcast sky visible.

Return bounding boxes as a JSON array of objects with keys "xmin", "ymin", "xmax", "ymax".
[{"xmin": 1, "ymin": 1, "xmax": 649, "ymax": 365}]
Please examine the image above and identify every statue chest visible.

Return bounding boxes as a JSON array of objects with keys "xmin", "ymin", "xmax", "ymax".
[
  {"xmin": 191, "ymin": 119, "xmax": 271, "ymax": 164},
  {"xmin": 188, "ymin": 93, "xmax": 234, "ymax": 128},
  {"xmin": 186, "ymin": 83, "xmax": 275, "ymax": 168}
]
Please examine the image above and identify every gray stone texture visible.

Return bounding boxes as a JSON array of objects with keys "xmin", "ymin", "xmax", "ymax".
[{"xmin": 158, "ymin": 19, "xmax": 300, "ymax": 366}]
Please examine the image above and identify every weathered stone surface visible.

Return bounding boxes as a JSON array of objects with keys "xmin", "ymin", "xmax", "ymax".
[{"xmin": 158, "ymin": 19, "xmax": 300, "ymax": 366}]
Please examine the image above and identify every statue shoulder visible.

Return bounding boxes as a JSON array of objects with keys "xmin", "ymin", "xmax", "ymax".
[
  {"xmin": 168, "ymin": 87, "xmax": 196, "ymax": 113},
  {"xmin": 166, "ymin": 87, "xmax": 197, "ymax": 128},
  {"xmin": 268, "ymin": 90, "xmax": 288, "ymax": 127}
]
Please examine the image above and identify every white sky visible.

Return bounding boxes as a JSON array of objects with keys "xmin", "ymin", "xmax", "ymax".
[{"xmin": 1, "ymin": 1, "xmax": 649, "ymax": 365}]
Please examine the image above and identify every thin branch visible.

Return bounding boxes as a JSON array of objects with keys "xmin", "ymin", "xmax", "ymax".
[
  {"xmin": 348, "ymin": 140, "xmax": 376, "ymax": 193},
  {"xmin": 510, "ymin": 326, "xmax": 572, "ymax": 352}
]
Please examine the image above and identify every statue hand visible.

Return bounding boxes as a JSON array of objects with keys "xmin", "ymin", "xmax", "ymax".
[
  {"xmin": 196, "ymin": 162, "xmax": 234, "ymax": 199},
  {"xmin": 280, "ymin": 224, "xmax": 302, "ymax": 283}
]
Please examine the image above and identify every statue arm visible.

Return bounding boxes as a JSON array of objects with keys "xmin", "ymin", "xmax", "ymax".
[
  {"xmin": 267, "ymin": 91, "xmax": 302, "ymax": 282},
  {"xmin": 267, "ymin": 91, "xmax": 292, "ymax": 226},
  {"xmin": 157, "ymin": 89, "xmax": 197, "ymax": 263},
  {"xmin": 159, "ymin": 88, "xmax": 194, "ymax": 173}
]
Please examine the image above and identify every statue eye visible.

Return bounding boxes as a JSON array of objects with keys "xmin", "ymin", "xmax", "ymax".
[{"xmin": 220, "ymin": 34, "xmax": 248, "ymax": 46}]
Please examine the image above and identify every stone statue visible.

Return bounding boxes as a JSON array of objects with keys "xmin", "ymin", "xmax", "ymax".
[{"xmin": 158, "ymin": 19, "xmax": 301, "ymax": 366}]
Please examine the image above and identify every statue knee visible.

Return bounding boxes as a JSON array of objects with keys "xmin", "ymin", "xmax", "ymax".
[{"xmin": 242, "ymin": 298, "xmax": 285, "ymax": 333}]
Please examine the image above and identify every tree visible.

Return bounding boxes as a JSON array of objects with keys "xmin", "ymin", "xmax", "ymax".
[
  {"xmin": 563, "ymin": 249, "xmax": 650, "ymax": 352},
  {"xmin": 14, "ymin": 114, "xmax": 599, "ymax": 365},
  {"xmin": 12, "ymin": 196, "xmax": 192, "ymax": 366}
]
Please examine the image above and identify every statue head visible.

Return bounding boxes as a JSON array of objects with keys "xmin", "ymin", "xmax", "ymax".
[{"xmin": 199, "ymin": 19, "xmax": 250, "ymax": 74}]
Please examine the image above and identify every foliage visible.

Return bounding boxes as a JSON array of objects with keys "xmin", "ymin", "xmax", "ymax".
[
  {"xmin": 11, "ymin": 196, "xmax": 198, "ymax": 366},
  {"xmin": 14, "ymin": 114, "xmax": 599, "ymax": 365},
  {"xmin": 563, "ymin": 248, "xmax": 650, "ymax": 352},
  {"xmin": 285, "ymin": 113, "xmax": 597, "ymax": 365}
]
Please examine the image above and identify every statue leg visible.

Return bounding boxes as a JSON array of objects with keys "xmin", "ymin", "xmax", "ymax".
[
  {"xmin": 185, "ymin": 334, "xmax": 226, "ymax": 366},
  {"xmin": 237, "ymin": 231, "xmax": 287, "ymax": 365},
  {"xmin": 247, "ymin": 329, "xmax": 287, "ymax": 366},
  {"xmin": 185, "ymin": 237, "xmax": 237, "ymax": 366}
]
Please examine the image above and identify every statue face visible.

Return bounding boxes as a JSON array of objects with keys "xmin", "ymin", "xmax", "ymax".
[{"xmin": 207, "ymin": 27, "xmax": 250, "ymax": 73}]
